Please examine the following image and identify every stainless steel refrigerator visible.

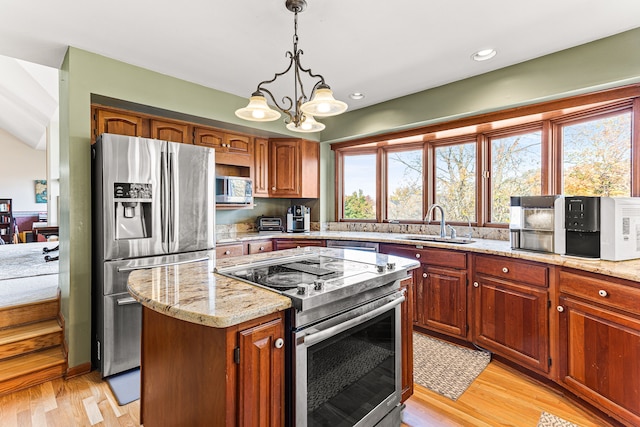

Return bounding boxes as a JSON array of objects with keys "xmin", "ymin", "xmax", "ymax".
[{"xmin": 92, "ymin": 133, "xmax": 215, "ymax": 378}]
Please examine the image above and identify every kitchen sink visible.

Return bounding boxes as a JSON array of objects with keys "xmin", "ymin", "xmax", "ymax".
[{"xmin": 398, "ymin": 235, "xmax": 475, "ymax": 244}]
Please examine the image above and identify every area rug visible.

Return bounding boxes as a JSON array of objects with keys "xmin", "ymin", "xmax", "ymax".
[
  {"xmin": 413, "ymin": 332, "xmax": 491, "ymax": 400},
  {"xmin": 537, "ymin": 411, "xmax": 579, "ymax": 427},
  {"xmin": 106, "ymin": 368, "xmax": 140, "ymax": 406}
]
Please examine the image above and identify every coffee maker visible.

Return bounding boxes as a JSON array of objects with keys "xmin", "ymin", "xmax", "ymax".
[
  {"xmin": 564, "ymin": 196, "xmax": 600, "ymax": 258},
  {"xmin": 286, "ymin": 205, "xmax": 310, "ymax": 233}
]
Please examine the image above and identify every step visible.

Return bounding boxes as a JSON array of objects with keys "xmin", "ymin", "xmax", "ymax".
[
  {"xmin": 0, "ymin": 296, "xmax": 59, "ymax": 329},
  {"xmin": 0, "ymin": 346, "xmax": 66, "ymax": 396},
  {"xmin": 0, "ymin": 319, "xmax": 63, "ymax": 360}
]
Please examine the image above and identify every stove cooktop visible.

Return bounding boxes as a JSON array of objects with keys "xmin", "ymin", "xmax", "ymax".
[{"xmin": 217, "ymin": 253, "xmax": 408, "ymax": 313}]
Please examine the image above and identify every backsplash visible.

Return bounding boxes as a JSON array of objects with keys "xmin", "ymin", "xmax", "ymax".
[{"xmin": 217, "ymin": 222, "xmax": 509, "ymax": 241}]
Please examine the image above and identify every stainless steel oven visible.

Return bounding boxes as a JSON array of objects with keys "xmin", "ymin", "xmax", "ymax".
[{"xmin": 293, "ymin": 289, "xmax": 404, "ymax": 427}]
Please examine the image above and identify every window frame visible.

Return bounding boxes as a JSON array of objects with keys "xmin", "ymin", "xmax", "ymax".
[{"xmin": 333, "ymin": 85, "xmax": 640, "ymax": 225}]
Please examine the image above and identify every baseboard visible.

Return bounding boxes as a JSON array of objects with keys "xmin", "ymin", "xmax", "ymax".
[{"xmin": 66, "ymin": 362, "xmax": 91, "ymax": 379}]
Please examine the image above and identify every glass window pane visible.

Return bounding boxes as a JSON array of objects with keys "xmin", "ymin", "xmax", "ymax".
[
  {"xmin": 387, "ymin": 150, "xmax": 423, "ymax": 220},
  {"xmin": 562, "ymin": 112, "xmax": 631, "ymax": 197},
  {"xmin": 490, "ymin": 131, "xmax": 542, "ymax": 224},
  {"xmin": 434, "ymin": 142, "xmax": 476, "ymax": 222},
  {"xmin": 343, "ymin": 154, "xmax": 376, "ymax": 219}
]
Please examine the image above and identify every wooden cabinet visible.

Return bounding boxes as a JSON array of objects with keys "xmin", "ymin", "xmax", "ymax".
[
  {"xmin": 379, "ymin": 244, "xmax": 468, "ymax": 340},
  {"xmin": 195, "ymin": 127, "xmax": 252, "ymax": 167},
  {"xmin": 557, "ymin": 270, "xmax": 640, "ymax": 427},
  {"xmin": 0, "ymin": 199, "xmax": 13, "ymax": 244},
  {"xmin": 141, "ymin": 307, "xmax": 285, "ymax": 427},
  {"xmin": 237, "ymin": 316, "xmax": 285, "ymax": 426},
  {"xmin": 247, "ymin": 240, "xmax": 273, "ymax": 254},
  {"xmin": 273, "ymin": 239, "xmax": 325, "ymax": 250},
  {"xmin": 399, "ymin": 275, "xmax": 415, "ymax": 403},
  {"xmin": 472, "ymin": 254, "xmax": 550, "ymax": 374},
  {"xmin": 216, "ymin": 243, "xmax": 244, "ymax": 259},
  {"xmin": 269, "ymin": 139, "xmax": 319, "ymax": 198},
  {"xmin": 253, "ymin": 138, "xmax": 270, "ymax": 197},
  {"xmin": 93, "ymin": 108, "xmax": 144, "ymax": 141},
  {"xmin": 150, "ymin": 119, "xmax": 190, "ymax": 143}
]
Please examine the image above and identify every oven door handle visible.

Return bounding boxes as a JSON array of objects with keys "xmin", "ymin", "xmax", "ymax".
[{"xmin": 303, "ymin": 294, "xmax": 405, "ymax": 347}]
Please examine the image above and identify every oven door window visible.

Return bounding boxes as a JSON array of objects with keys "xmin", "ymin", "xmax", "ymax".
[{"xmin": 306, "ymin": 309, "xmax": 396, "ymax": 426}]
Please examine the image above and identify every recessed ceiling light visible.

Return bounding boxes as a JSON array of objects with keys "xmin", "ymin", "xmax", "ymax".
[
  {"xmin": 472, "ymin": 48, "xmax": 497, "ymax": 62},
  {"xmin": 349, "ymin": 92, "xmax": 365, "ymax": 100}
]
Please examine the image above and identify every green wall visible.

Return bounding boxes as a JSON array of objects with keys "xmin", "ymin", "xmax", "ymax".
[{"xmin": 60, "ymin": 27, "xmax": 640, "ymax": 369}]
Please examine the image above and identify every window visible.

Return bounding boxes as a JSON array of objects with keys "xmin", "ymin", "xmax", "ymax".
[
  {"xmin": 489, "ymin": 130, "xmax": 542, "ymax": 224},
  {"xmin": 434, "ymin": 142, "xmax": 476, "ymax": 223},
  {"xmin": 387, "ymin": 149, "xmax": 423, "ymax": 220},
  {"xmin": 342, "ymin": 153, "xmax": 377, "ymax": 220},
  {"xmin": 560, "ymin": 111, "xmax": 632, "ymax": 197}
]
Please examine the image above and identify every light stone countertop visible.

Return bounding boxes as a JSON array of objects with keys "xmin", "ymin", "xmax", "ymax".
[
  {"xmin": 127, "ymin": 246, "xmax": 421, "ymax": 329},
  {"xmin": 218, "ymin": 231, "xmax": 640, "ymax": 283}
]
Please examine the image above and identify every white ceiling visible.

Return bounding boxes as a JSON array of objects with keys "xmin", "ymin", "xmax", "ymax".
[{"xmin": 1, "ymin": 0, "xmax": 640, "ymax": 149}]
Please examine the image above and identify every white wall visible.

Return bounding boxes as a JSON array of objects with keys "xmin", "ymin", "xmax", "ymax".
[{"xmin": 0, "ymin": 128, "xmax": 47, "ymax": 213}]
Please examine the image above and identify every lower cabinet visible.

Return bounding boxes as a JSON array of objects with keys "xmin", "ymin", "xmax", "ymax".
[
  {"xmin": 472, "ymin": 255, "xmax": 550, "ymax": 374},
  {"xmin": 557, "ymin": 270, "xmax": 640, "ymax": 427},
  {"xmin": 400, "ymin": 274, "xmax": 415, "ymax": 403},
  {"xmin": 141, "ymin": 307, "xmax": 285, "ymax": 427}
]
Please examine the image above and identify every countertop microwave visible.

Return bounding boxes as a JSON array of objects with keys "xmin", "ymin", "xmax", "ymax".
[{"xmin": 216, "ymin": 176, "xmax": 253, "ymax": 204}]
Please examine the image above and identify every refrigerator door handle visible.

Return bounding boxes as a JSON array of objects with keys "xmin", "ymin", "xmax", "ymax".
[
  {"xmin": 160, "ymin": 149, "xmax": 169, "ymax": 252},
  {"xmin": 169, "ymin": 151, "xmax": 175, "ymax": 248},
  {"xmin": 116, "ymin": 297, "xmax": 139, "ymax": 306}
]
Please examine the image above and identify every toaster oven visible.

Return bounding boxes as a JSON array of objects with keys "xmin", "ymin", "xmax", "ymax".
[{"xmin": 257, "ymin": 216, "xmax": 284, "ymax": 232}]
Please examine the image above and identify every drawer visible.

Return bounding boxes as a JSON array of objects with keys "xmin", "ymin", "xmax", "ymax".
[
  {"xmin": 247, "ymin": 240, "xmax": 273, "ymax": 254},
  {"xmin": 475, "ymin": 255, "xmax": 548, "ymax": 287},
  {"xmin": 559, "ymin": 270, "xmax": 640, "ymax": 316},
  {"xmin": 380, "ymin": 245, "xmax": 466, "ymax": 269},
  {"xmin": 216, "ymin": 243, "xmax": 243, "ymax": 259}
]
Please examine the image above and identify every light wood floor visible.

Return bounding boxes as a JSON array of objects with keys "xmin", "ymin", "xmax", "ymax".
[{"xmin": 0, "ymin": 362, "xmax": 609, "ymax": 426}]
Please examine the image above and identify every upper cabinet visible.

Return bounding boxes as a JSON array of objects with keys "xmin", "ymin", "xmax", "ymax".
[
  {"xmin": 93, "ymin": 108, "xmax": 144, "ymax": 142},
  {"xmin": 253, "ymin": 138, "xmax": 270, "ymax": 197},
  {"xmin": 193, "ymin": 127, "xmax": 252, "ymax": 167},
  {"xmin": 269, "ymin": 138, "xmax": 319, "ymax": 198},
  {"xmin": 150, "ymin": 119, "xmax": 190, "ymax": 144}
]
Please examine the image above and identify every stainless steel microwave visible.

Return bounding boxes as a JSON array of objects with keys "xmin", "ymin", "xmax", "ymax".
[{"xmin": 215, "ymin": 176, "xmax": 253, "ymax": 204}]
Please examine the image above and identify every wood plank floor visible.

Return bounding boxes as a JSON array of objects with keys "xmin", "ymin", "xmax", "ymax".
[{"xmin": 0, "ymin": 361, "xmax": 610, "ymax": 426}]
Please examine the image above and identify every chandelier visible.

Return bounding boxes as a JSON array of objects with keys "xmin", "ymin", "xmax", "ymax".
[{"xmin": 234, "ymin": 0, "xmax": 347, "ymax": 133}]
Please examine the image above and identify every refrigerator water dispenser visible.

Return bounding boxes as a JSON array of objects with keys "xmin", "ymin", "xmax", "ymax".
[{"xmin": 114, "ymin": 183, "xmax": 152, "ymax": 240}]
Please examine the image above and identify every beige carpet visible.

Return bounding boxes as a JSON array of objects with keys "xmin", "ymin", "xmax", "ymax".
[
  {"xmin": 537, "ymin": 411, "xmax": 579, "ymax": 427},
  {"xmin": 413, "ymin": 332, "xmax": 491, "ymax": 401}
]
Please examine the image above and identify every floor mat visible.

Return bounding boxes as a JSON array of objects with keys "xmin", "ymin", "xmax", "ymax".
[
  {"xmin": 106, "ymin": 368, "xmax": 140, "ymax": 406},
  {"xmin": 413, "ymin": 332, "xmax": 491, "ymax": 401}
]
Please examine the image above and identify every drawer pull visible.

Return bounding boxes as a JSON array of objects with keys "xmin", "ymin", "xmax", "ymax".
[
  {"xmin": 423, "ymin": 273, "xmax": 428, "ymax": 278},
  {"xmin": 274, "ymin": 338, "xmax": 284, "ymax": 349},
  {"xmin": 415, "ymin": 253, "xmax": 421, "ymax": 259},
  {"xmin": 224, "ymin": 250, "xmax": 231, "ymax": 255},
  {"xmin": 502, "ymin": 267, "xmax": 509, "ymax": 273},
  {"xmin": 473, "ymin": 281, "xmax": 479, "ymax": 288},
  {"xmin": 598, "ymin": 289, "xmax": 608, "ymax": 297},
  {"xmin": 557, "ymin": 305, "xmax": 564, "ymax": 312}
]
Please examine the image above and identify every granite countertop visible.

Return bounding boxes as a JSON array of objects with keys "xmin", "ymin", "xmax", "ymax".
[
  {"xmin": 127, "ymin": 246, "xmax": 420, "ymax": 329},
  {"xmin": 217, "ymin": 231, "xmax": 640, "ymax": 283}
]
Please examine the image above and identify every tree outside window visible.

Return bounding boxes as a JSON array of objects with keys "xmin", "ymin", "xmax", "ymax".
[
  {"xmin": 343, "ymin": 154, "xmax": 376, "ymax": 219},
  {"xmin": 562, "ymin": 112, "xmax": 631, "ymax": 197},
  {"xmin": 490, "ymin": 131, "xmax": 542, "ymax": 224},
  {"xmin": 434, "ymin": 142, "xmax": 476, "ymax": 222},
  {"xmin": 387, "ymin": 150, "xmax": 423, "ymax": 220}
]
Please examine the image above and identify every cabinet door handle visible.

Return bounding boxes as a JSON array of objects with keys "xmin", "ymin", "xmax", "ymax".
[
  {"xmin": 259, "ymin": 246, "xmax": 265, "ymax": 251},
  {"xmin": 502, "ymin": 267, "xmax": 509, "ymax": 273},
  {"xmin": 224, "ymin": 250, "xmax": 231, "ymax": 255},
  {"xmin": 415, "ymin": 253, "xmax": 421, "ymax": 259},
  {"xmin": 274, "ymin": 338, "xmax": 284, "ymax": 349},
  {"xmin": 272, "ymin": 186, "xmax": 276, "ymax": 191},
  {"xmin": 598, "ymin": 289, "xmax": 608, "ymax": 297},
  {"xmin": 422, "ymin": 273, "xmax": 428, "ymax": 278},
  {"xmin": 473, "ymin": 281, "xmax": 479, "ymax": 288},
  {"xmin": 557, "ymin": 305, "xmax": 564, "ymax": 312}
]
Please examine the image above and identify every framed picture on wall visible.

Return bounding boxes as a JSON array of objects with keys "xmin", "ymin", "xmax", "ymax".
[{"xmin": 35, "ymin": 180, "xmax": 47, "ymax": 203}]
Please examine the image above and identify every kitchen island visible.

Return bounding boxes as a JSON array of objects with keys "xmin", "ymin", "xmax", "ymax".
[{"xmin": 128, "ymin": 247, "xmax": 419, "ymax": 427}]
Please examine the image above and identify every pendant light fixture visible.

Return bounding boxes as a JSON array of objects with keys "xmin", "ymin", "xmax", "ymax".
[{"xmin": 234, "ymin": 0, "xmax": 347, "ymax": 133}]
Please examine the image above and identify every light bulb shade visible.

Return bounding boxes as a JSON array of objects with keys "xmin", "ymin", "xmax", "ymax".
[
  {"xmin": 235, "ymin": 95, "xmax": 281, "ymax": 122},
  {"xmin": 300, "ymin": 88, "xmax": 348, "ymax": 117},
  {"xmin": 286, "ymin": 115, "xmax": 326, "ymax": 133}
]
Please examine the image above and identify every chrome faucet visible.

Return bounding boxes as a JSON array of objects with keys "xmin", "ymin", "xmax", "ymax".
[{"xmin": 425, "ymin": 204, "xmax": 446, "ymax": 238}]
